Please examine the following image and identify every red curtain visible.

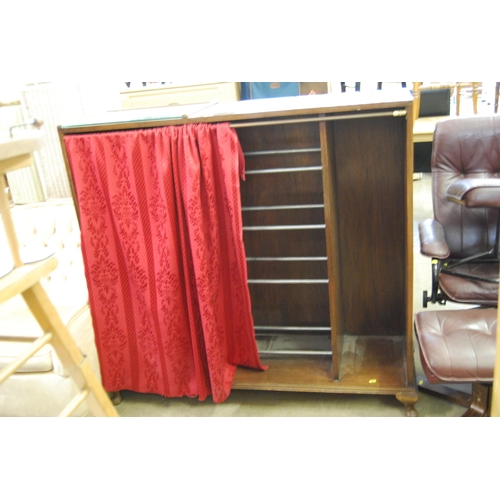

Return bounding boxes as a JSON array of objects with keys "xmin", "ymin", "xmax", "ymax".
[{"xmin": 64, "ymin": 123, "xmax": 265, "ymax": 403}]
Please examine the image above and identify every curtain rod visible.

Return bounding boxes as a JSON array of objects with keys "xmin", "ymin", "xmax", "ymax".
[{"xmin": 230, "ymin": 110, "xmax": 406, "ymax": 128}]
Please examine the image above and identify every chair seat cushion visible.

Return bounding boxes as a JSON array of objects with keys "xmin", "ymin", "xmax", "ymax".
[{"xmin": 414, "ymin": 308, "xmax": 497, "ymax": 383}]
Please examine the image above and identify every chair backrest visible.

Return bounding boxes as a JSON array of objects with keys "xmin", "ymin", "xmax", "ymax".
[
  {"xmin": 431, "ymin": 115, "xmax": 500, "ymax": 258},
  {"xmin": 0, "ymin": 200, "xmax": 88, "ymax": 306}
]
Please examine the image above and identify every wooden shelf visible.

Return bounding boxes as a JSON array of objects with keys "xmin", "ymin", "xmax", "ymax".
[{"xmin": 233, "ymin": 336, "xmax": 408, "ymax": 395}]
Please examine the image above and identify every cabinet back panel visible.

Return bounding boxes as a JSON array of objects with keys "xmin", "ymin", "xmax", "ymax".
[
  {"xmin": 331, "ymin": 117, "xmax": 406, "ymax": 336},
  {"xmin": 243, "ymin": 228, "xmax": 327, "ymax": 258},
  {"xmin": 244, "ymin": 152, "xmax": 322, "ymax": 171},
  {"xmin": 241, "ymin": 170, "xmax": 324, "ymax": 207},
  {"xmin": 242, "ymin": 207, "xmax": 325, "ymax": 226},
  {"xmin": 249, "ymin": 283, "xmax": 330, "ymax": 327},
  {"xmin": 247, "ymin": 259, "xmax": 328, "ymax": 280},
  {"xmin": 237, "ymin": 122, "xmax": 320, "ymax": 153}
]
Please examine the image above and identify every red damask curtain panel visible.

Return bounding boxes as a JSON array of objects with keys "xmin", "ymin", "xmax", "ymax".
[{"xmin": 64, "ymin": 123, "xmax": 265, "ymax": 403}]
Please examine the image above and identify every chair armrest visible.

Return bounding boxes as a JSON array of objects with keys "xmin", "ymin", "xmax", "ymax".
[
  {"xmin": 447, "ymin": 178, "xmax": 500, "ymax": 208},
  {"xmin": 418, "ymin": 219, "xmax": 450, "ymax": 258}
]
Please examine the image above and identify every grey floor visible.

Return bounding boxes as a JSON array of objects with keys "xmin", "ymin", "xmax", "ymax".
[{"xmin": 114, "ymin": 173, "xmax": 468, "ymax": 417}]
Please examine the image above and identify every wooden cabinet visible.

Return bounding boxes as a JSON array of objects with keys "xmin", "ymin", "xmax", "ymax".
[{"xmin": 59, "ymin": 90, "xmax": 418, "ymax": 415}]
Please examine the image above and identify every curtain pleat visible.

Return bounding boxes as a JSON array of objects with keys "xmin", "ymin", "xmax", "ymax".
[{"xmin": 64, "ymin": 123, "xmax": 264, "ymax": 403}]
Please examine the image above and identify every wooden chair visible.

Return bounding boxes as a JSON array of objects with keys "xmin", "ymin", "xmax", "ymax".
[
  {"xmin": 456, "ymin": 82, "xmax": 481, "ymax": 115},
  {"xmin": 412, "ymin": 82, "xmax": 481, "ymax": 121},
  {"xmin": 0, "ymin": 130, "xmax": 118, "ymax": 417},
  {"xmin": 340, "ymin": 82, "xmax": 360, "ymax": 92}
]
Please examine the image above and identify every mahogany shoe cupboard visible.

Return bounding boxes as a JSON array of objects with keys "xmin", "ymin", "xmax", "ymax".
[{"xmin": 58, "ymin": 90, "xmax": 419, "ymax": 415}]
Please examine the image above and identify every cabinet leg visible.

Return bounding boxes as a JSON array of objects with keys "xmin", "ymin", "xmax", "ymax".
[
  {"xmin": 395, "ymin": 392, "xmax": 419, "ymax": 417},
  {"xmin": 108, "ymin": 391, "xmax": 122, "ymax": 406}
]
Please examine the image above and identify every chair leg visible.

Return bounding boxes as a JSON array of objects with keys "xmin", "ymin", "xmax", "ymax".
[
  {"xmin": 495, "ymin": 82, "xmax": 499, "ymax": 113},
  {"xmin": 462, "ymin": 383, "xmax": 490, "ymax": 417},
  {"xmin": 472, "ymin": 82, "xmax": 479, "ymax": 114},
  {"xmin": 412, "ymin": 82, "xmax": 422, "ymax": 122}
]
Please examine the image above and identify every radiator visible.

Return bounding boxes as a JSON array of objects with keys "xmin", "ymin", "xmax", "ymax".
[
  {"xmin": 19, "ymin": 83, "xmax": 108, "ymax": 200},
  {"xmin": 0, "ymin": 102, "xmax": 45, "ymax": 204}
]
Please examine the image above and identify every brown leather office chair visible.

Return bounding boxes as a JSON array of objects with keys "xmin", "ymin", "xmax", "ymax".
[
  {"xmin": 419, "ymin": 115, "xmax": 500, "ymax": 308},
  {"xmin": 414, "ymin": 308, "xmax": 496, "ymax": 416}
]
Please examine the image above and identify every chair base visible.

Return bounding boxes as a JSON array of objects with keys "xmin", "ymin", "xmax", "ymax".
[
  {"xmin": 419, "ymin": 383, "xmax": 490, "ymax": 416},
  {"xmin": 423, "ymin": 259, "xmax": 499, "ymax": 308},
  {"xmin": 461, "ymin": 383, "xmax": 491, "ymax": 417}
]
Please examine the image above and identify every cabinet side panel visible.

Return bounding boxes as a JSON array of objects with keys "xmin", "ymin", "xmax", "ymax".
[{"xmin": 320, "ymin": 121, "xmax": 342, "ymax": 379}]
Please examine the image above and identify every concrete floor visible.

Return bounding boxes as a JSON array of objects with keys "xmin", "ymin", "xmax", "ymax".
[
  {"xmin": 114, "ymin": 173, "xmax": 468, "ymax": 417},
  {"xmin": 114, "ymin": 386, "xmax": 464, "ymax": 417}
]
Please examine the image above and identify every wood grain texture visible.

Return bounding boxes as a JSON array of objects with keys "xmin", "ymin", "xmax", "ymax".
[
  {"xmin": 249, "ymin": 282, "xmax": 330, "ymax": 327},
  {"xmin": 233, "ymin": 336, "xmax": 408, "ymax": 393},
  {"xmin": 320, "ymin": 120, "xmax": 343, "ymax": 378},
  {"xmin": 331, "ymin": 116, "xmax": 406, "ymax": 336},
  {"xmin": 246, "ymin": 259, "xmax": 328, "ymax": 280}
]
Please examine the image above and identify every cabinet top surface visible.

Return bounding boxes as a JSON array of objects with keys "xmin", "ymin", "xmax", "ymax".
[{"xmin": 59, "ymin": 89, "xmax": 413, "ymax": 133}]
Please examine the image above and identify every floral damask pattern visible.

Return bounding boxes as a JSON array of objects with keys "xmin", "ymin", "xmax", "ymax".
[{"xmin": 64, "ymin": 123, "xmax": 264, "ymax": 402}]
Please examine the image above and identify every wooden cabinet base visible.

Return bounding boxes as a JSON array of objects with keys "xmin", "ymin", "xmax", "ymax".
[{"xmin": 233, "ymin": 335, "xmax": 418, "ymax": 416}]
